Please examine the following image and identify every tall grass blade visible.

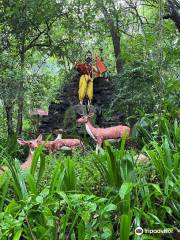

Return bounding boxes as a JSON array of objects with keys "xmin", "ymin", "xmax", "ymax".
[
  {"xmin": 64, "ymin": 157, "xmax": 76, "ymax": 191},
  {"xmin": 36, "ymin": 153, "xmax": 46, "ymax": 187},
  {"xmin": 78, "ymin": 219, "xmax": 85, "ymax": 240},
  {"xmin": 26, "ymin": 173, "xmax": 37, "ymax": 195},
  {"xmin": 120, "ymin": 212, "xmax": 132, "ymax": 240},
  {"xmin": 0, "ymin": 173, "xmax": 10, "ymax": 211},
  {"xmin": 30, "ymin": 144, "xmax": 43, "ymax": 176},
  {"xmin": 6, "ymin": 159, "xmax": 27, "ymax": 199},
  {"xmin": 49, "ymin": 161, "xmax": 64, "ymax": 194}
]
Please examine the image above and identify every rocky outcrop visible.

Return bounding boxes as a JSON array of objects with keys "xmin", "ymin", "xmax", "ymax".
[{"xmin": 39, "ymin": 74, "xmax": 124, "ymax": 136}]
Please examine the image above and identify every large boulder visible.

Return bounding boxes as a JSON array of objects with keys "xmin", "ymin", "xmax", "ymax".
[{"xmin": 39, "ymin": 74, "xmax": 124, "ymax": 136}]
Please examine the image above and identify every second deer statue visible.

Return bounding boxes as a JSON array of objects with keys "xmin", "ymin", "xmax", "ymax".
[
  {"xmin": 18, "ymin": 133, "xmax": 83, "ymax": 154},
  {"xmin": 17, "ymin": 134, "xmax": 43, "ymax": 169},
  {"xmin": 0, "ymin": 135, "xmax": 43, "ymax": 175},
  {"xmin": 77, "ymin": 113, "xmax": 131, "ymax": 154}
]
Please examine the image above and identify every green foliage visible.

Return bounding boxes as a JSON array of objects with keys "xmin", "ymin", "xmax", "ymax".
[
  {"xmin": 93, "ymin": 136, "xmax": 135, "ymax": 191},
  {"xmin": 132, "ymin": 114, "xmax": 180, "ymax": 148},
  {"xmin": 108, "ymin": 62, "xmax": 158, "ymax": 125},
  {"xmin": 0, "ymin": 146, "xmax": 117, "ymax": 239},
  {"xmin": 162, "ymin": 78, "xmax": 180, "ymax": 119},
  {"xmin": 0, "ymin": 53, "xmax": 21, "ymax": 104},
  {"xmin": 63, "ymin": 107, "xmax": 77, "ymax": 136},
  {"xmin": 0, "ymin": 129, "xmax": 179, "ymax": 239},
  {"xmin": 0, "ymin": 0, "xmax": 179, "ymax": 239}
]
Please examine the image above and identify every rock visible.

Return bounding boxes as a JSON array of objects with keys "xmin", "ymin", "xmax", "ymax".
[
  {"xmin": 134, "ymin": 154, "xmax": 149, "ymax": 164},
  {"xmin": 39, "ymin": 74, "xmax": 125, "ymax": 136}
]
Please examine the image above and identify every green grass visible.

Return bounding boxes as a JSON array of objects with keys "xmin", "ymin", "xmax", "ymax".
[{"xmin": 0, "ymin": 117, "xmax": 179, "ymax": 239}]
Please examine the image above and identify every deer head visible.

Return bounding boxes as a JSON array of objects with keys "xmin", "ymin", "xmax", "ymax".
[
  {"xmin": 17, "ymin": 134, "xmax": 43, "ymax": 149},
  {"xmin": 77, "ymin": 112, "xmax": 94, "ymax": 124}
]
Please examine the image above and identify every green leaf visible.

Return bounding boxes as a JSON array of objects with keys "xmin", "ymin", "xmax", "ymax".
[
  {"xmin": 5, "ymin": 199, "xmax": 19, "ymax": 214},
  {"xmin": 36, "ymin": 195, "xmax": 43, "ymax": 204},
  {"xmin": 119, "ymin": 182, "xmax": 133, "ymax": 200},
  {"xmin": 26, "ymin": 173, "xmax": 37, "ymax": 195},
  {"xmin": 149, "ymin": 184, "xmax": 162, "ymax": 195},
  {"xmin": 148, "ymin": 213, "xmax": 165, "ymax": 227},
  {"xmin": 37, "ymin": 153, "xmax": 46, "ymax": 187},
  {"xmin": 162, "ymin": 206, "xmax": 172, "ymax": 215},
  {"xmin": 102, "ymin": 203, "xmax": 117, "ymax": 214},
  {"xmin": 13, "ymin": 229, "xmax": 23, "ymax": 240},
  {"xmin": 55, "ymin": 191, "xmax": 70, "ymax": 206},
  {"xmin": 49, "ymin": 161, "xmax": 64, "ymax": 194},
  {"xmin": 0, "ymin": 173, "xmax": 10, "ymax": 211},
  {"xmin": 101, "ymin": 225, "xmax": 112, "ymax": 239},
  {"xmin": 30, "ymin": 145, "xmax": 43, "ymax": 176},
  {"xmin": 78, "ymin": 220, "xmax": 85, "ymax": 240},
  {"xmin": 120, "ymin": 212, "xmax": 132, "ymax": 240},
  {"xmin": 82, "ymin": 211, "xmax": 90, "ymax": 223}
]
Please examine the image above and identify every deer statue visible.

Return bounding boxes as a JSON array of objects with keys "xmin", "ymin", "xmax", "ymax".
[
  {"xmin": 47, "ymin": 139, "xmax": 84, "ymax": 153},
  {"xmin": 53, "ymin": 128, "xmax": 64, "ymax": 140},
  {"xmin": 45, "ymin": 129, "xmax": 84, "ymax": 153},
  {"xmin": 0, "ymin": 133, "xmax": 83, "ymax": 175},
  {"xmin": 77, "ymin": 113, "xmax": 131, "ymax": 154},
  {"xmin": 0, "ymin": 135, "xmax": 43, "ymax": 175},
  {"xmin": 17, "ymin": 133, "xmax": 84, "ymax": 154},
  {"xmin": 17, "ymin": 134, "xmax": 43, "ymax": 169}
]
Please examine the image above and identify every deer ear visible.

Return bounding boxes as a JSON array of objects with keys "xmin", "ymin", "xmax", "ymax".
[
  {"xmin": 37, "ymin": 134, "xmax": 43, "ymax": 141},
  {"xmin": 88, "ymin": 112, "xmax": 94, "ymax": 118},
  {"xmin": 17, "ymin": 138, "xmax": 27, "ymax": 145}
]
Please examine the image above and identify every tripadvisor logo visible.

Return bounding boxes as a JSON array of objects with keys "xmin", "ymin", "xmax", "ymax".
[{"xmin": 135, "ymin": 227, "xmax": 144, "ymax": 236}]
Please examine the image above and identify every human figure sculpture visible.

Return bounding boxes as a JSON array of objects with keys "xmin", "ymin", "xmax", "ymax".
[{"xmin": 75, "ymin": 51, "xmax": 96, "ymax": 106}]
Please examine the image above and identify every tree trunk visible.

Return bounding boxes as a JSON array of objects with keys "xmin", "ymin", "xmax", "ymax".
[
  {"xmin": 100, "ymin": 4, "xmax": 123, "ymax": 73},
  {"xmin": 5, "ymin": 104, "xmax": 14, "ymax": 136},
  {"xmin": 16, "ymin": 85, "xmax": 24, "ymax": 135},
  {"xmin": 110, "ymin": 28, "xmax": 123, "ymax": 73},
  {"xmin": 16, "ymin": 52, "xmax": 25, "ymax": 135}
]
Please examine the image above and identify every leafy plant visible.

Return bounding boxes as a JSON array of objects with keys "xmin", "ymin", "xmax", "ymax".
[{"xmin": 93, "ymin": 137, "xmax": 136, "ymax": 191}]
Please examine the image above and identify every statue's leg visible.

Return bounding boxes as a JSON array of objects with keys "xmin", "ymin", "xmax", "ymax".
[
  {"xmin": 87, "ymin": 80, "xmax": 93, "ymax": 107},
  {"xmin": 95, "ymin": 144, "xmax": 99, "ymax": 155},
  {"xmin": 78, "ymin": 75, "xmax": 88, "ymax": 105},
  {"xmin": 96, "ymin": 141, "xmax": 102, "ymax": 155}
]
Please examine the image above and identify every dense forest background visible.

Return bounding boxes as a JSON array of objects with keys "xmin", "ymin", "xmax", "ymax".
[
  {"xmin": 0, "ymin": 0, "xmax": 179, "ymax": 239},
  {"xmin": 0, "ymin": 0, "xmax": 179, "ymax": 138}
]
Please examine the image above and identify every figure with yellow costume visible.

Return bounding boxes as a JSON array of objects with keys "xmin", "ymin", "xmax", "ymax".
[{"xmin": 75, "ymin": 51, "xmax": 107, "ymax": 106}]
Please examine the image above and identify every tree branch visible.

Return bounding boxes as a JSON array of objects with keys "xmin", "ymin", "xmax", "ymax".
[{"xmin": 24, "ymin": 28, "xmax": 48, "ymax": 52}]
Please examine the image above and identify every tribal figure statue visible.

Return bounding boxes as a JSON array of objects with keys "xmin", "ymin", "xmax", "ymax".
[{"xmin": 75, "ymin": 51, "xmax": 97, "ymax": 106}]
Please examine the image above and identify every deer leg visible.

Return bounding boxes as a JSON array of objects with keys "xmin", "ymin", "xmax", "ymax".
[
  {"xmin": 87, "ymin": 100, "xmax": 90, "ymax": 112},
  {"xmin": 87, "ymin": 100, "xmax": 91, "ymax": 112},
  {"xmin": 96, "ymin": 141, "xmax": 102, "ymax": 155},
  {"xmin": 80, "ymin": 142, "xmax": 85, "ymax": 152},
  {"xmin": 99, "ymin": 142, "xmax": 103, "ymax": 153},
  {"xmin": 96, "ymin": 144, "xmax": 99, "ymax": 154},
  {"xmin": 87, "ymin": 78, "xmax": 93, "ymax": 107}
]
